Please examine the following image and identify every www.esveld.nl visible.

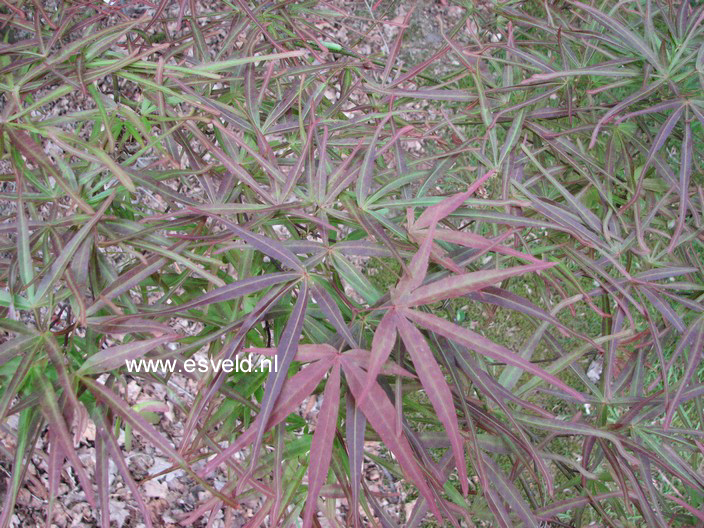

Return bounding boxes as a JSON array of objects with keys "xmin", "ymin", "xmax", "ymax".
[{"xmin": 124, "ymin": 355, "xmax": 278, "ymax": 374}]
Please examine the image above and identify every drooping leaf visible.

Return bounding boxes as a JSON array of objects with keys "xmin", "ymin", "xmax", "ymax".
[
  {"xmin": 342, "ymin": 358, "xmax": 442, "ymax": 521},
  {"xmin": 303, "ymin": 362, "xmax": 340, "ymax": 527},
  {"xmin": 403, "ymin": 309, "xmax": 585, "ymax": 401},
  {"xmin": 358, "ymin": 311, "xmax": 397, "ymax": 405},
  {"xmin": 200, "ymin": 357, "xmax": 335, "ymax": 477},
  {"xmin": 34, "ymin": 193, "xmax": 115, "ymax": 303},
  {"xmin": 483, "ymin": 454, "xmax": 540, "ymax": 528},
  {"xmin": 395, "ymin": 315, "xmax": 468, "ymax": 495},
  {"xmin": 406, "ymin": 262, "xmax": 554, "ymax": 307},
  {"xmin": 192, "ymin": 209, "xmax": 304, "ymax": 271},
  {"xmin": 78, "ymin": 335, "xmax": 178, "ymax": 374},
  {"xmin": 248, "ymin": 282, "xmax": 308, "ymax": 469},
  {"xmin": 345, "ymin": 393, "xmax": 366, "ymax": 528}
]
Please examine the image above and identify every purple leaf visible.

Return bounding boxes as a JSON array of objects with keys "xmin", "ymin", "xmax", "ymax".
[
  {"xmin": 34, "ymin": 192, "xmax": 114, "ymax": 302},
  {"xmin": 356, "ymin": 115, "xmax": 390, "ymax": 204},
  {"xmin": 0, "ymin": 334, "xmax": 38, "ymax": 368},
  {"xmin": 86, "ymin": 317, "xmax": 175, "ymax": 337},
  {"xmin": 310, "ymin": 278, "xmax": 358, "ymax": 348},
  {"xmin": 243, "ymin": 344, "xmax": 337, "ymax": 363},
  {"xmin": 45, "ymin": 430, "xmax": 64, "ymax": 528},
  {"xmin": 573, "ymin": 1, "xmax": 662, "ymax": 70},
  {"xmin": 191, "ymin": 208, "xmax": 303, "ymax": 271},
  {"xmin": 634, "ymin": 267, "xmax": 698, "ymax": 282},
  {"xmin": 535, "ymin": 491, "xmax": 626, "ymax": 520},
  {"xmin": 333, "ymin": 240, "xmax": 393, "ymax": 258},
  {"xmin": 148, "ymin": 272, "xmax": 300, "ymax": 315},
  {"xmin": 667, "ymin": 495, "xmax": 704, "ymax": 522},
  {"xmin": 248, "ymin": 281, "xmax": 308, "ymax": 470},
  {"xmin": 668, "ymin": 119, "xmax": 692, "ymax": 253},
  {"xmin": 183, "ymin": 122, "xmax": 274, "ymax": 202},
  {"xmin": 406, "ymin": 452, "xmax": 456, "ymax": 528},
  {"xmin": 87, "ymin": 241, "xmax": 190, "ymax": 316},
  {"xmin": 640, "ymin": 287, "xmax": 685, "ymax": 332},
  {"xmin": 39, "ymin": 379, "xmax": 96, "ymax": 507},
  {"xmin": 520, "ymin": 66, "xmax": 638, "ymax": 85},
  {"xmin": 364, "ymin": 79, "xmax": 478, "ymax": 102},
  {"xmin": 516, "ymin": 414, "xmax": 638, "ymax": 465},
  {"xmin": 483, "ymin": 455, "xmax": 539, "ymax": 528},
  {"xmin": 8, "ymin": 128, "xmax": 95, "ymax": 213},
  {"xmin": 415, "ymin": 170, "xmax": 495, "ymax": 229},
  {"xmin": 93, "ymin": 413, "xmax": 154, "ymax": 528},
  {"xmin": 81, "ymin": 377, "xmax": 238, "ymax": 509},
  {"xmin": 466, "ymin": 286, "xmax": 570, "ymax": 334},
  {"xmin": 640, "ymin": 104, "xmax": 685, "ymax": 177},
  {"xmin": 429, "ymin": 228, "xmax": 543, "ymax": 263},
  {"xmin": 95, "ymin": 433, "xmax": 110, "ymax": 528},
  {"xmin": 665, "ymin": 317, "xmax": 704, "ymax": 429},
  {"xmin": 78, "ymin": 335, "xmax": 179, "ymax": 374}
]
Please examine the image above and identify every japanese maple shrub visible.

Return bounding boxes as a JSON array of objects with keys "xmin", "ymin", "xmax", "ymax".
[{"xmin": 0, "ymin": 0, "xmax": 702, "ymax": 527}]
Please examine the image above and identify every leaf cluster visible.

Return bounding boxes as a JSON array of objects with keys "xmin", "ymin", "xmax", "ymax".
[{"xmin": 0, "ymin": 0, "xmax": 702, "ymax": 526}]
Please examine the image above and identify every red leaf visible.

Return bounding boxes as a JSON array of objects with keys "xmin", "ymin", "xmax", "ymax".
[
  {"xmin": 303, "ymin": 363, "xmax": 341, "ymax": 527},
  {"xmin": 397, "ymin": 215, "xmax": 438, "ymax": 295},
  {"xmin": 342, "ymin": 358, "xmax": 442, "ymax": 521},
  {"xmin": 358, "ymin": 311, "xmax": 397, "ymax": 405},
  {"xmin": 395, "ymin": 315, "xmax": 468, "ymax": 495},
  {"xmin": 200, "ymin": 358, "xmax": 334, "ymax": 476},
  {"xmin": 425, "ymin": 228, "xmax": 542, "ymax": 263},
  {"xmin": 345, "ymin": 393, "xmax": 366, "ymax": 528},
  {"xmin": 342, "ymin": 348, "xmax": 415, "ymax": 378},
  {"xmin": 414, "ymin": 170, "xmax": 495, "ymax": 229},
  {"xmin": 406, "ymin": 262, "xmax": 555, "ymax": 306},
  {"xmin": 403, "ymin": 309, "xmax": 586, "ymax": 402}
]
